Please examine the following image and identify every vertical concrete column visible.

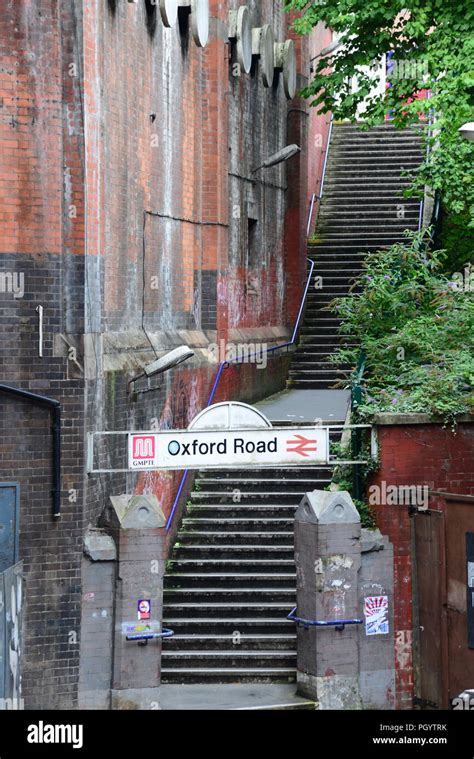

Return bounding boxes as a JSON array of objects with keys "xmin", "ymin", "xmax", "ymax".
[
  {"xmin": 294, "ymin": 490, "xmax": 362, "ymax": 708},
  {"xmin": 78, "ymin": 529, "xmax": 117, "ymax": 710},
  {"xmin": 108, "ymin": 495, "xmax": 167, "ymax": 709}
]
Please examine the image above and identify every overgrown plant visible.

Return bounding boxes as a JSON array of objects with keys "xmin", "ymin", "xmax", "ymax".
[
  {"xmin": 330, "ymin": 230, "xmax": 474, "ymax": 423},
  {"xmin": 285, "ymin": 0, "xmax": 474, "ymax": 224}
]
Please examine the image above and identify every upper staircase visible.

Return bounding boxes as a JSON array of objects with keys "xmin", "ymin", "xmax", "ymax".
[{"xmin": 289, "ymin": 122, "xmax": 423, "ymax": 389}]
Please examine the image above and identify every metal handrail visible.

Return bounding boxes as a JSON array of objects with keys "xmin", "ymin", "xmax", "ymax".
[
  {"xmin": 126, "ymin": 628, "xmax": 174, "ymax": 642},
  {"xmin": 287, "ymin": 607, "xmax": 363, "ymax": 631},
  {"xmin": 307, "ymin": 114, "xmax": 334, "ymax": 237},
  {"xmin": 306, "ymin": 193, "xmax": 316, "ymax": 237},
  {"xmin": 166, "ymin": 257, "xmax": 317, "ymax": 531},
  {"xmin": 319, "ymin": 115, "xmax": 334, "ymax": 203}
]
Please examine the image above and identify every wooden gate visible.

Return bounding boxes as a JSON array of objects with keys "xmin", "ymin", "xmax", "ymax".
[{"xmin": 414, "ymin": 494, "xmax": 474, "ymax": 708}]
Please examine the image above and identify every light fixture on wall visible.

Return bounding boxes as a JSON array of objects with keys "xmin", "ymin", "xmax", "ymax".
[
  {"xmin": 459, "ymin": 122, "xmax": 474, "ymax": 141},
  {"xmin": 310, "ymin": 38, "xmax": 343, "ymax": 73},
  {"xmin": 252, "ymin": 144, "xmax": 301, "ymax": 173},
  {"xmin": 128, "ymin": 346, "xmax": 195, "ymax": 397}
]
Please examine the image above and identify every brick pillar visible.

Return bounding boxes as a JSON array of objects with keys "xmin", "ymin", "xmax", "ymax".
[{"xmin": 294, "ymin": 490, "xmax": 362, "ymax": 708}]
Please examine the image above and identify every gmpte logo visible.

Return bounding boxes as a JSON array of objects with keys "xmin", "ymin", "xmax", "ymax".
[
  {"xmin": 452, "ymin": 691, "xmax": 474, "ymax": 710},
  {"xmin": 0, "ymin": 271, "xmax": 24, "ymax": 298}
]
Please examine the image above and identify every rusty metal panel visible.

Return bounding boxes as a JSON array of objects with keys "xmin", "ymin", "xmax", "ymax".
[{"xmin": 414, "ymin": 510, "xmax": 448, "ymax": 709}]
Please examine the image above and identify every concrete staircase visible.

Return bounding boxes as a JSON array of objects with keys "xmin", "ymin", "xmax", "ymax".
[
  {"xmin": 161, "ymin": 122, "xmax": 423, "ymax": 686},
  {"xmin": 289, "ymin": 122, "xmax": 423, "ymax": 390},
  {"xmin": 161, "ymin": 465, "xmax": 333, "ymax": 683}
]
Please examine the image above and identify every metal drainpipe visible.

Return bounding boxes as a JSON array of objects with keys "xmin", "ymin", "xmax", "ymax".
[{"xmin": 0, "ymin": 384, "xmax": 61, "ymax": 519}]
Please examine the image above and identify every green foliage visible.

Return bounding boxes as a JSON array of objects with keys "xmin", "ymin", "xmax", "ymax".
[
  {"xmin": 285, "ymin": 0, "xmax": 474, "ymax": 223},
  {"xmin": 329, "ymin": 441, "xmax": 378, "ymax": 528},
  {"xmin": 329, "ymin": 230, "xmax": 474, "ymax": 423},
  {"xmin": 438, "ymin": 206, "xmax": 474, "ymax": 273}
]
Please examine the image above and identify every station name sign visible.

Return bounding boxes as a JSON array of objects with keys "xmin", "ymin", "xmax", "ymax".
[{"xmin": 128, "ymin": 427, "xmax": 329, "ymax": 471}]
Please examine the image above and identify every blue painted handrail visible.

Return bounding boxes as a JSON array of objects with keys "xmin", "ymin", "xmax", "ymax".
[
  {"xmin": 287, "ymin": 607, "xmax": 363, "ymax": 631},
  {"xmin": 126, "ymin": 627, "xmax": 174, "ymax": 642}
]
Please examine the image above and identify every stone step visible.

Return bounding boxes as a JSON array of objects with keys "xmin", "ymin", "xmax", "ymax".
[
  {"xmin": 163, "ymin": 601, "xmax": 295, "ymax": 619},
  {"xmin": 163, "ymin": 588, "xmax": 296, "ymax": 603},
  {"xmin": 163, "ymin": 634, "xmax": 297, "ymax": 651},
  {"xmin": 160, "ymin": 667, "xmax": 296, "ymax": 684},
  {"xmin": 193, "ymin": 477, "xmax": 331, "ymax": 491},
  {"xmin": 161, "ymin": 651, "xmax": 297, "ymax": 669},
  {"xmin": 189, "ymin": 491, "xmax": 325, "ymax": 504},
  {"xmin": 332, "ymin": 147, "xmax": 422, "ymax": 157},
  {"xmin": 165, "ymin": 559, "xmax": 297, "ymax": 575},
  {"xmin": 170, "ymin": 545, "xmax": 296, "ymax": 561},
  {"xmin": 181, "ymin": 505, "xmax": 311, "ymax": 520},
  {"xmin": 319, "ymin": 209, "xmax": 419, "ymax": 218},
  {"xmin": 165, "ymin": 573, "xmax": 297, "ymax": 590},
  {"xmin": 177, "ymin": 531, "xmax": 294, "ymax": 546}
]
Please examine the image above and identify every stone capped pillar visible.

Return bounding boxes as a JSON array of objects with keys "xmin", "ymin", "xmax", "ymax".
[
  {"xmin": 294, "ymin": 490, "xmax": 362, "ymax": 708},
  {"xmin": 108, "ymin": 495, "xmax": 167, "ymax": 709}
]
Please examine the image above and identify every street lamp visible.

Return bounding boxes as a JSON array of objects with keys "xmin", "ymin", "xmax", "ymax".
[
  {"xmin": 459, "ymin": 122, "xmax": 474, "ymax": 141},
  {"xmin": 252, "ymin": 144, "xmax": 301, "ymax": 173},
  {"xmin": 128, "ymin": 346, "xmax": 195, "ymax": 396}
]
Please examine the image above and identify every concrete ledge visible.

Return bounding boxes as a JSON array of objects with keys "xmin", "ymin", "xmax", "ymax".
[
  {"xmin": 100, "ymin": 328, "xmax": 292, "ymax": 373},
  {"xmin": 373, "ymin": 412, "xmax": 474, "ymax": 426},
  {"xmin": 111, "ymin": 688, "xmax": 161, "ymax": 710},
  {"xmin": 83, "ymin": 528, "xmax": 117, "ymax": 562}
]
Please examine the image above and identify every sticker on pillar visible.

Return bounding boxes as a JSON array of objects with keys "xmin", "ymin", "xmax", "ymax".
[
  {"xmin": 364, "ymin": 595, "xmax": 389, "ymax": 635},
  {"xmin": 138, "ymin": 599, "xmax": 151, "ymax": 621}
]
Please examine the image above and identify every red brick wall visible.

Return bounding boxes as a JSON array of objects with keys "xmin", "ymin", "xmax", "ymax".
[
  {"xmin": 306, "ymin": 22, "xmax": 333, "ymax": 233},
  {"xmin": 369, "ymin": 420, "xmax": 474, "ymax": 709},
  {"xmin": 0, "ymin": 0, "xmax": 322, "ymax": 708}
]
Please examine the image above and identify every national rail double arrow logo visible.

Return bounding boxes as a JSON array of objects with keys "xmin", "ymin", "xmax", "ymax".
[{"xmin": 286, "ymin": 434, "xmax": 318, "ymax": 458}]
